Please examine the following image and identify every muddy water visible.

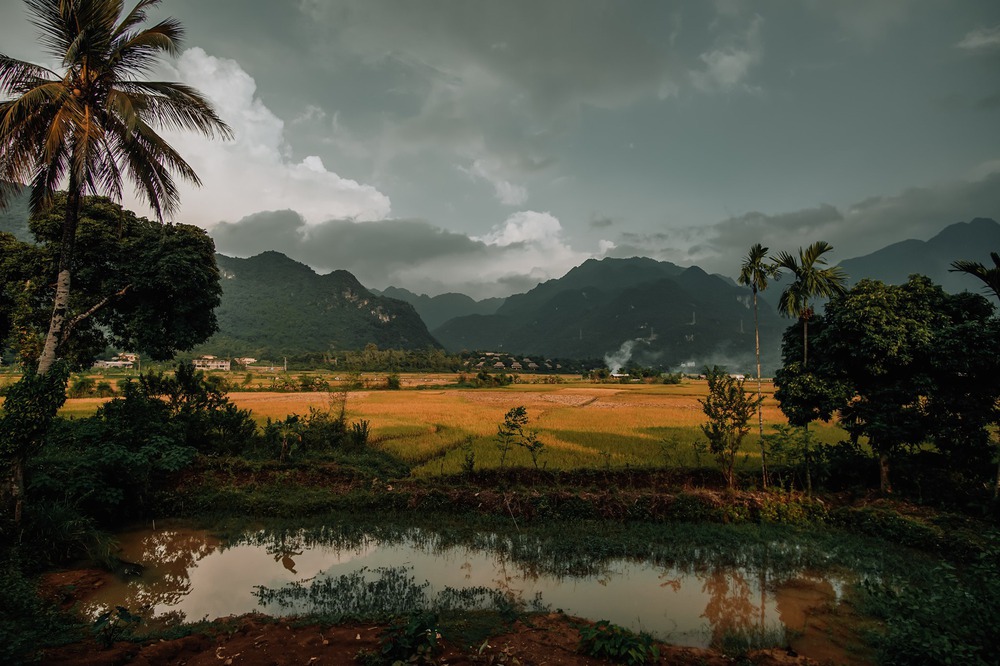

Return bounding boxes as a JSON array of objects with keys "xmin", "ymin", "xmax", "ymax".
[{"xmin": 80, "ymin": 525, "xmax": 865, "ymax": 662}]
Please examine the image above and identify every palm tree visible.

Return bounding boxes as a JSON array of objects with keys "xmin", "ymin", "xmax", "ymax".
[
  {"xmin": 0, "ymin": 0, "xmax": 231, "ymax": 376},
  {"xmin": 950, "ymin": 252, "xmax": 1000, "ymax": 498},
  {"xmin": 738, "ymin": 243, "xmax": 779, "ymax": 486},
  {"xmin": 772, "ymin": 241, "xmax": 848, "ymax": 368},
  {"xmin": 772, "ymin": 241, "xmax": 847, "ymax": 494},
  {"xmin": 0, "ymin": 0, "xmax": 230, "ymax": 525}
]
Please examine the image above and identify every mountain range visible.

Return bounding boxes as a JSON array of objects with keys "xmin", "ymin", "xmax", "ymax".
[
  {"xmin": 206, "ymin": 252, "xmax": 439, "ymax": 357},
  {"xmin": 1, "ymin": 185, "xmax": 998, "ymax": 371}
]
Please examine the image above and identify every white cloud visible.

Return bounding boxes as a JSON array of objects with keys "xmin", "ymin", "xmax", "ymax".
[
  {"xmin": 212, "ymin": 208, "xmax": 601, "ymax": 299},
  {"xmin": 690, "ymin": 15, "xmax": 763, "ymax": 92},
  {"xmin": 957, "ymin": 25, "xmax": 1000, "ymax": 50},
  {"xmin": 127, "ymin": 48, "xmax": 391, "ymax": 226},
  {"xmin": 475, "ymin": 211, "xmax": 562, "ymax": 246},
  {"xmin": 462, "ymin": 159, "xmax": 528, "ymax": 206}
]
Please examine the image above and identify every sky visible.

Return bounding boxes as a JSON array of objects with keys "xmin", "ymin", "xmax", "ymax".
[{"xmin": 2, "ymin": 0, "xmax": 999, "ymax": 299}]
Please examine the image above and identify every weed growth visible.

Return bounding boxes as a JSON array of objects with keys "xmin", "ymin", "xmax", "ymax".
[{"xmin": 576, "ymin": 620, "xmax": 659, "ymax": 665}]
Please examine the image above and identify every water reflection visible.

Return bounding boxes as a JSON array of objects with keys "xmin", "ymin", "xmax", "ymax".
[{"xmin": 80, "ymin": 522, "xmax": 852, "ymax": 653}]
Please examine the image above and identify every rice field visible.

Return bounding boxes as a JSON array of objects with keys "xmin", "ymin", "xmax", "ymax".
[
  {"xmin": 222, "ymin": 378, "xmax": 845, "ymax": 476},
  {"xmin": 7, "ymin": 372, "xmax": 847, "ymax": 476}
]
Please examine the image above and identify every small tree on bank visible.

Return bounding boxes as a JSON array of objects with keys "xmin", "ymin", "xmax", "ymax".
[{"xmin": 699, "ymin": 366, "xmax": 760, "ymax": 489}]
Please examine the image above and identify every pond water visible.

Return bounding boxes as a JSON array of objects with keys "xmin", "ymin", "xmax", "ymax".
[{"xmin": 80, "ymin": 522, "xmax": 866, "ymax": 661}]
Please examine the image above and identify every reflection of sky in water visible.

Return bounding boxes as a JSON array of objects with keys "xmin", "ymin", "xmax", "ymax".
[{"xmin": 81, "ymin": 526, "xmax": 849, "ymax": 649}]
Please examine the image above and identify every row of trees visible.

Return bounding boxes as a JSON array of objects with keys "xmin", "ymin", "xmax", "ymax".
[
  {"xmin": 735, "ymin": 238, "xmax": 1000, "ymax": 497},
  {"xmin": 738, "ymin": 240, "xmax": 847, "ymax": 488}
]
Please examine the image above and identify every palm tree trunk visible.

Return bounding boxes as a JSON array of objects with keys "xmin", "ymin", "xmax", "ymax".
[
  {"xmin": 36, "ymin": 175, "xmax": 81, "ymax": 375},
  {"xmin": 753, "ymin": 291, "xmax": 767, "ymax": 488},
  {"xmin": 15, "ymin": 173, "xmax": 81, "ymax": 525},
  {"xmin": 802, "ymin": 318, "xmax": 808, "ymax": 369}
]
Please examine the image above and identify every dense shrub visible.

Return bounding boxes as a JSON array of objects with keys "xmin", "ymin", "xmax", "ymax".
[
  {"xmin": 860, "ymin": 532, "xmax": 1000, "ymax": 665},
  {"xmin": 0, "ymin": 561, "xmax": 82, "ymax": 664}
]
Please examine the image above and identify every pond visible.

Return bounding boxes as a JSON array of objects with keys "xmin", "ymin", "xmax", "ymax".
[{"xmin": 79, "ymin": 520, "xmax": 877, "ymax": 663}]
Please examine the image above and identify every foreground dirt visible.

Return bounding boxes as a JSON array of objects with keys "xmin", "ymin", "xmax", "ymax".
[{"xmin": 41, "ymin": 613, "xmax": 820, "ymax": 666}]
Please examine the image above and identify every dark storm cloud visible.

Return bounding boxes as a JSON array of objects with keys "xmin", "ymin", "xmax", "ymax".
[
  {"xmin": 613, "ymin": 170, "xmax": 1000, "ymax": 275},
  {"xmin": 212, "ymin": 212, "xmax": 485, "ymax": 277}
]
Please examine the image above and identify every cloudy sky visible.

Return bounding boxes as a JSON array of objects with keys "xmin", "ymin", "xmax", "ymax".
[{"xmin": 3, "ymin": 0, "xmax": 999, "ymax": 298}]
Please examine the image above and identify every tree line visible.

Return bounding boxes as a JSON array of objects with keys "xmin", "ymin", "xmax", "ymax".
[{"xmin": 713, "ymin": 241, "xmax": 1000, "ymax": 500}]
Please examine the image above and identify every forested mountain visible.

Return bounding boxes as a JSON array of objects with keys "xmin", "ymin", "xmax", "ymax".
[
  {"xmin": 196, "ymin": 252, "xmax": 440, "ymax": 357},
  {"xmin": 3, "ymin": 199, "xmax": 996, "ymax": 368},
  {"xmin": 377, "ymin": 286, "xmax": 504, "ymax": 330},
  {"xmin": 839, "ymin": 218, "xmax": 1000, "ymax": 293},
  {"xmin": 433, "ymin": 258, "xmax": 786, "ymax": 373},
  {"xmin": 0, "ymin": 183, "xmax": 31, "ymax": 242}
]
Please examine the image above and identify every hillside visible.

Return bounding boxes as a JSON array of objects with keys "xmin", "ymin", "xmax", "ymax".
[
  {"xmin": 377, "ymin": 286, "xmax": 504, "ymax": 330},
  {"xmin": 197, "ymin": 252, "xmax": 441, "ymax": 357},
  {"xmin": 0, "ymin": 183, "xmax": 32, "ymax": 241},
  {"xmin": 433, "ymin": 258, "xmax": 786, "ymax": 374},
  {"xmin": 839, "ymin": 217, "xmax": 1000, "ymax": 293}
]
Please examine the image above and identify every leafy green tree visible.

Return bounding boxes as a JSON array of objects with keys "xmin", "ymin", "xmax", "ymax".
[
  {"xmin": 0, "ymin": 0, "xmax": 230, "ymax": 376},
  {"xmin": 699, "ymin": 366, "xmax": 760, "ymax": 489},
  {"xmin": 950, "ymin": 252, "xmax": 1000, "ymax": 497},
  {"xmin": 776, "ymin": 276, "xmax": 1000, "ymax": 494},
  {"xmin": 0, "ymin": 197, "xmax": 222, "ymax": 523},
  {"xmin": 2, "ymin": 195, "xmax": 222, "ymax": 366},
  {"xmin": 738, "ymin": 243, "xmax": 780, "ymax": 485}
]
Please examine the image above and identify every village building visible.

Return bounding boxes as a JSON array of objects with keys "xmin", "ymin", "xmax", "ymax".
[{"xmin": 193, "ymin": 355, "xmax": 231, "ymax": 371}]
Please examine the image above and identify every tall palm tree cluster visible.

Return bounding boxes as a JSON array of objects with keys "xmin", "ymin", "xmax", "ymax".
[
  {"xmin": 0, "ymin": 0, "xmax": 231, "ymax": 376},
  {"xmin": 738, "ymin": 241, "xmax": 847, "ymax": 487}
]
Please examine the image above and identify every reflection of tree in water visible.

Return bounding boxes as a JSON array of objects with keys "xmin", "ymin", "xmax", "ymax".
[
  {"xmin": 92, "ymin": 529, "xmax": 222, "ymax": 619},
  {"xmin": 700, "ymin": 567, "xmax": 758, "ymax": 646}
]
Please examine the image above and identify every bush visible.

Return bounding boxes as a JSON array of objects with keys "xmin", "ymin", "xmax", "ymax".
[
  {"xmin": 0, "ymin": 561, "xmax": 82, "ymax": 664},
  {"xmin": 860, "ymin": 532, "xmax": 1000, "ymax": 665},
  {"xmin": 577, "ymin": 620, "xmax": 659, "ymax": 665},
  {"xmin": 31, "ymin": 385, "xmax": 198, "ymax": 525},
  {"xmin": 138, "ymin": 363, "xmax": 256, "ymax": 454}
]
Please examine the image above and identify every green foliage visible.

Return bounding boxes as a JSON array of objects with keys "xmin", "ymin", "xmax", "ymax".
[
  {"xmin": 760, "ymin": 425, "xmax": 812, "ymax": 490},
  {"xmin": 1, "ymin": 196, "xmax": 222, "ymax": 368},
  {"xmin": 370, "ymin": 612, "xmax": 442, "ymax": 666},
  {"xmin": 0, "ymin": 561, "xmax": 82, "ymax": 664},
  {"xmin": 860, "ymin": 533, "xmax": 1000, "ymax": 665},
  {"xmin": 458, "ymin": 369, "xmax": 514, "ymax": 388},
  {"xmin": 494, "ymin": 406, "xmax": 546, "ymax": 470},
  {"xmin": 92, "ymin": 606, "xmax": 142, "ymax": 649},
  {"xmin": 0, "ymin": 364, "xmax": 70, "ymax": 459},
  {"xmin": 139, "ymin": 363, "xmax": 256, "ymax": 455},
  {"xmin": 351, "ymin": 419, "xmax": 372, "ymax": 450},
  {"xmin": 776, "ymin": 276, "xmax": 1000, "ymax": 493},
  {"xmin": 31, "ymin": 384, "xmax": 197, "ymax": 524},
  {"xmin": 699, "ymin": 367, "xmax": 759, "ymax": 488},
  {"xmin": 576, "ymin": 620, "xmax": 660, "ymax": 665}
]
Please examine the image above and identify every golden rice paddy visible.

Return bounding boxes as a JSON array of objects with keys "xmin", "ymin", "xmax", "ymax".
[{"xmin": 6, "ymin": 372, "xmax": 845, "ymax": 477}]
